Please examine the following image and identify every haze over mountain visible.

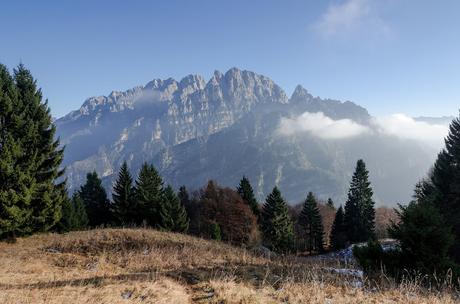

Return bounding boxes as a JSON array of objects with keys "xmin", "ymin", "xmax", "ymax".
[{"xmin": 56, "ymin": 68, "xmax": 449, "ymax": 206}]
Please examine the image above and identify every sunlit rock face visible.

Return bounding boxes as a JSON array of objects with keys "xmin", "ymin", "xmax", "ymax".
[{"xmin": 56, "ymin": 68, "xmax": 436, "ymax": 206}]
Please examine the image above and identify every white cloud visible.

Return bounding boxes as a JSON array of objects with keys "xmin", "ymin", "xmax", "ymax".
[
  {"xmin": 371, "ymin": 114, "xmax": 449, "ymax": 147},
  {"xmin": 278, "ymin": 112, "xmax": 371, "ymax": 139},
  {"xmin": 312, "ymin": 0, "xmax": 390, "ymax": 39},
  {"xmin": 278, "ymin": 111, "xmax": 449, "ymax": 148}
]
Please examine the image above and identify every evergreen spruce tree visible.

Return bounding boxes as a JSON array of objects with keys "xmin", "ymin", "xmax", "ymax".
[
  {"xmin": 344, "ymin": 159, "xmax": 376, "ymax": 244},
  {"xmin": 388, "ymin": 200, "xmax": 455, "ymax": 276},
  {"xmin": 330, "ymin": 206, "xmax": 347, "ymax": 250},
  {"xmin": 134, "ymin": 162, "xmax": 164, "ymax": 226},
  {"xmin": 72, "ymin": 193, "xmax": 89, "ymax": 229},
  {"xmin": 210, "ymin": 222, "xmax": 222, "ymax": 241},
  {"xmin": 298, "ymin": 192, "xmax": 324, "ymax": 254},
  {"xmin": 418, "ymin": 114, "xmax": 460, "ymax": 263},
  {"xmin": 0, "ymin": 64, "xmax": 34, "ymax": 238},
  {"xmin": 178, "ymin": 185, "xmax": 190, "ymax": 207},
  {"xmin": 79, "ymin": 171, "xmax": 111, "ymax": 227},
  {"xmin": 261, "ymin": 187, "xmax": 294, "ymax": 252},
  {"xmin": 159, "ymin": 185, "xmax": 189, "ymax": 232},
  {"xmin": 0, "ymin": 64, "xmax": 65, "ymax": 238},
  {"xmin": 13, "ymin": 65, "xmax": 66, "ymax": 232},
  {"xmin": 237, "ymin": 176, "xmax": 260, "ymax": 218},
  {"xmin": 57, "ymin": 195, "xmax": 74, "ymax": 232},
  {"xmin": 58, "ymin": 193, "xmax": 88, "ymax": 232},
  {"xmin": 327, "ymin": 198, "xmax": 334, "ymax": 209},
  {"xmin": 112, "ymin": 161, "xmax": 136, "ymax": 225}
]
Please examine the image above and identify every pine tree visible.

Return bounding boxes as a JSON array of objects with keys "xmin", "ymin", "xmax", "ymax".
[
  {"xmin": 327, "ymin": 198, "xmax": 334, "ymax": 209},
  {"xmin": 0, "ymin": 64, "xmax": 66, "ymax": 238},
  {"xmin": 261, "ymin": 187, "xmax": 294, "ymax": 252},
  {"xmin": 57, "ymin": 195, "xmax": 74, "ymax": 232},
  {"xmin": 0, "ymin": 64, "xmax": 34, "ymax": 238},
  {"xmin": 159, "ymin": 185, "xmax": 189, "ymax": 232},
  {"xmin": 13, "ymin": 64, "xmax": 66, "ymax": 232},
  {"xmin": 389, "ymin": 200, "xmax": 455, "ymax": 276},
  {"xmin": 344, "ymin": 159, "xmax": 376, "ymax": 244},
  {"xmin": 298, "ymin": 192, "xmax": 324, "ymax": 254},
  {"xmin": 418, "ymin": 114, "xmax": 460, "ymax": 263},
  {"xmin": 58, "ymin": 193, "xmax": 88, "ymax": 232},
  {"xmin": 178, "ymin": 185, "xmax": 190, "ymax": 209},
  {"xmin": 237, "ymin": 176, "xmax": 260, "ymax": 218},
  {"xmin": 330, "ymin": 205, "xmax": 347, "ymax": 250},
  {"xmin": 72, "ymin": 193, "xmax": 89, "ymax": 229},
  {"xmin": 210, "ymin": 222, "xmax": 222, "ymax": 241},
  {"xmin": 134, "ymin": 162, "xmax": 164, "ymax": 226},
  {"xmin": 79, "ymin": 171, "xmax": 111, "ymax": 227},
  {"xmin": 112, "ymin": 161, "xmax": 136, "ymax": 225}
]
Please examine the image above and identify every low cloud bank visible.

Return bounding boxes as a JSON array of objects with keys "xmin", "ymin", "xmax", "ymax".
[
  {"xmin": 372, "ymin": 114, "xmax": 448, "ymax": 147},
  {"xmin": 278, "ymin": 112, "xmax": 370, "ymax": 139},
  {"xmin": 278, "ymin": 112, "xmax": 449, "ymax": 147}
]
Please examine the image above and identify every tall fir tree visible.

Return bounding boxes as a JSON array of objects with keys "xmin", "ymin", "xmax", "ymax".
[
  {"xmin": 237, "ymin": 176, "xmax": 260, "ymax": 219},
  {"xmin": 344, "ymin": 159, "xmax": 376, "ymax": 244},
  {"xmin": 0, "ymin": 64, "xmax": 33, "ymax": 238},
  {"xmin": 72, "ymin": 193, "xmax": 89, "ymax": 229},
  {"xmin": 112, "ymin": 161, "xmax": 136, "ymax": 225},
  {"xmin": 298, "ymin": 192, "xmax": 324, "ymax": 254},
  {"xmin": 134, "ymin": 162, "xmax": 164, "ymax": 226},
  {"xmin": 0, "ymin": 64, "xmax": 65, "ymax": 238},
  {"xmin": 327, "ymin": 198, "xmax": 334, "ymax": 209},
  {"xmin": 418, "ymin": 114, "xmax": 460, "ymax": 263},
  {"xmin": 261, "ymin": 187, "xmax": 294, "ymax": 252},
  {"xmin": 79, "ymin": 171, "xmax": 111, "ymax": 226},
  {"xmin": 16, "ymin": 65, "xmax": 65, "ymax": 232},
  {"xmin": 330, "ymin": 205, "xmax": 347, "ymax": 250},
  {"xmin": 58, "ymin": 193, "xmax": 88, "ymax": 232},
  {"xmin": 389, "ymin": 199, "xmax": 455, "ymax": 276},
  {"xmin": 178, "ymin": 185, "xmax": 190, "ymax": 208},
  {"xmin": 159, "ymin": 185, "xmax": 189, "ymax": 233}
]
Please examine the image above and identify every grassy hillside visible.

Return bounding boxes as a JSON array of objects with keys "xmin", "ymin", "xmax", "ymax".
[{"xmin": 0, "ymin": 229, "xmax": 457, "ymax": 303}]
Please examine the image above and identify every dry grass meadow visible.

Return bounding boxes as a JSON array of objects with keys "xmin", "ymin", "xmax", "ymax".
[{"xmin": 0, "ymin": 228, "xmax": 458, "ymax": 303}]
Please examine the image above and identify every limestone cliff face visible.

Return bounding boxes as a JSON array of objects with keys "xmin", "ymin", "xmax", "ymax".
[
  {"xmin": 56, "ymin": 68, "xmax": 434, "ymax": 205},
  {"xmin": 56, "ymin": 68, "xmax": 290, "ymax": 190}
]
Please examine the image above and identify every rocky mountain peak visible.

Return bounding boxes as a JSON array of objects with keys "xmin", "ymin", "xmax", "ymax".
[{"xmin": 290, "ymin": 85, "xmax": 313, "ymax": 103}]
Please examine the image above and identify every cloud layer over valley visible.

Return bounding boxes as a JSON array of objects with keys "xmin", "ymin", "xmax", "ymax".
[{"xmin": 278, "ymin": 111, "xmax": 449, "ymax": 148}]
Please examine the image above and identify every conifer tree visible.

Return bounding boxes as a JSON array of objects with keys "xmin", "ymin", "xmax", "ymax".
[
  {"xmin": 261, "ymin": 187, "xmax": 294, "ymax": 252},
  {"xmin": 79, "ymin": 171, "xmax": 111, "ymax": 226},
  {"xmin": 344, "ymin": 159, "xmax": 376, "ymax": 243},
  {"xmin": 330, "ymin": 205, "xmax": 347, "ymax": 250},
  {"xmin": 57, "ymin": 195, "xmax": 73, "ymax": 232},
  {"xmin": 237, "ymin": 176, "xmax": 260, "ymax": 218},
  {"xmin": 58, "ymin": 193, "xmax": 88, "ymax": 232},
  {"xmin": 112, "ymin": 161, "xmax": 136, "ymax": 225},
  {"xmin": 72, "ymin": 193, "xmax": 89, "ymax": 229},
  {"xmin": 418, "ymin": 114, "xmax": 460, "ymax": 263},
  {"xmin": 134, "ymin": 162, "xmax": 164, "ymax": 226},
  {"xmin": 178, "ymin": 185, "xmax": 190, "ymax": 208},
  {"xmin": 389, "ymin": 199, "xmax": 455, "ymax": 276},
  {"xmin": 159, "ymin": 185, "xmax": 189, "ymax": 232},
  {"xmin": 0, "ymin": 64, "xmax": 34, "ymax": 238},
  {"xmin": 327, "ymin": 198, "xmax": 334, "ymax": 209},
  {"xmin": 298, "ymin": 192, "xmax": 324, "ymax": 254},
  {"xmin": 210, "ymin": 222, "xmax": 222, "ymax": 241},
  {"xmin": 16, "ymin": 65, "xmax": 65, "ymax": 232},
  {"xmin": 0, "ymin": 64, "xmax": 65, "ymax": 238}
]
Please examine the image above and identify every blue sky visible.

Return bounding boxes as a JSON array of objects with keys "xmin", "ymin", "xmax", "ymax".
[{"xmin": 1, "ymin": 0, "xmax": 459, "ymax": 117}]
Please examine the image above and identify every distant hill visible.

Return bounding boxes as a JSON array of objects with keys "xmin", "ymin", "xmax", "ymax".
[{"xmin": 56, "ymin": 68, "xmax": 446, "ymax": 206}]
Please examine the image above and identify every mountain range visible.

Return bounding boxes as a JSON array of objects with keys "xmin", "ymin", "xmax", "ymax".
[{"xmin": 56, "ymin": 68, "xmax": 448, "ymax": 206}]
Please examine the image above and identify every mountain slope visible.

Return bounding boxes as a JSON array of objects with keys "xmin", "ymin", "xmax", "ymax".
[{"xmin": 56, "ymin": 68, "xmax": 439, "ymax": 206}]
